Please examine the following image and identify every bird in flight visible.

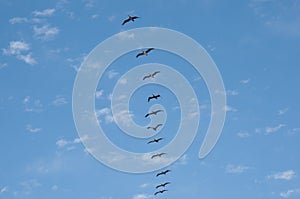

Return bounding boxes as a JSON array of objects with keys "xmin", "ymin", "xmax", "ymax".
[
  {"xmin": 156, "ymin": 182, "xmax": 171, "ymax": 189},
  {"xmin": 148, "ymin": 94, "xmax": 160, "ymax": 102},
  {"xmin": 154, "ymin": 189, "xmax": 168, "ymax": 195},
  {"xmin": 122, "ymin": 15, "xmax": 140, "ymax": 26},
  {"xmin": 147, "ymin": 137, "xmax": 163, "ymax": 144},
  {"xmin": 156, "ymin": 169, "xmax": 171, "ymax": 177},
  {"xmin": 145, "ymin": 109, "xmax": 163, "ymax": 118},
  {"xmin": 151, "ymin": 152, "xmax": 166, "ymax": 159},
  {"xmin": 136, "ymin": 48, "xmax": 154, "ymax": 58},
  {"xmin": 143, "ymin": 71, "xmax": 160, "ymax": 80},
  {"xmin": 147, "ymin": 123, "xmax": 163, "ymax": 131}
]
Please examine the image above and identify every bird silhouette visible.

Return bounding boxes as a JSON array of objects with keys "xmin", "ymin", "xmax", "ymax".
[
  {"xmin": 145, "ymin": 109, "xmax": 163, "ymax": 118},
  {"xmin": 147, "ymin": 137, "xmax": 163, "ymax": 144},
  {"xmin": 122, "ymin": 15, "xmax": 140, "ymax": 25},
  {"xmin": 148, "ymin": 94, "xmax": 160, "ymax": 102},
  {"xmin": 143, "ymin": 71, "xmax": 160, "ymax": 80},
  {"xmin": 147, "ymin": 123, "xmax": 163, "ymax": 131},
  {"xmin": 156, "ymin": 182, "xmax": 171, "ymax": 189},
  {"xmin": 136, "ymin": 48, "xmax": 154, "ymax": 58},
  {"xmin": 151, "ymin": 152, "xmax": 166, "ymax": 159},
  {"xmin": 156, "ymin": 169, "xmax": 171, "ymax": 177},
  {"xmin": 154, "ymin": 189, "xmax": 168, "ymax": 195}
]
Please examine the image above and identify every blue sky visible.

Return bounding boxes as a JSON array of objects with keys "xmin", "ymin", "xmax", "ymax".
[{"xmin": 1, "ymin": 0, "xmax": 300, "ymax": 198}]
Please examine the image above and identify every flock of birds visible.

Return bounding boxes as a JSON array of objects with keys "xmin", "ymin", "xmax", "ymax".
[{"xmin": 122, "ymin": 15, "xmax": 173, "ymax": 197}]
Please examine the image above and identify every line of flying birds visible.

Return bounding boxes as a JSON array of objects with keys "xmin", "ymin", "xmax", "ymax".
[{"xmin": 122, "ymin": 14, "xmax": 173, "ymax": 197}]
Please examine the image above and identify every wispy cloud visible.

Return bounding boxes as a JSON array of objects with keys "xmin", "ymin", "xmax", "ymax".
[
  {"xmin": 26, "ymin": 124, "xmax": 42, "ymax": 133},
  {"xmin": 280, "ymin": 188, "xmax": 300, "ymax": 198},
  {"xmin": 237, "ymin": 131, "xmax": 250, "ymax": 138},
  {"xmin": 224, "ymin": 105, "xmax": 237, "ymax": 112},
  {"xmin": 278, "ymin": 108, "xmax": 288, "ymax": 116},
  {"xmin": 22, "ymin": 96, "xmax": 43, "ymax": 112},
  {"xmin": 95, "ymin": 89, "xmax": 104, "ymax": 99},
  {"xmin": 108, "ymin": 70, "xmax": 119, "ymax": 79},
  {"xmin": 20, "ymin": 179, "xmax": 41, "ymax": 195},
  {"xmin": 56, "ymin": 136, "xmax": 88, "ymax": 150},
  {"xmin": 226, "ymin": 164, "xmax": 250, "ymax": 174},
  {"xmin": 268, "ymin": 170, "xmax": 296, "ymax": 180},
  {"xmin": 0, "ymin": 63, "xmax": 8, "ymax": 69},
  {"xmin": 52, "ymin": 96, "xmax": 68, "ymax": 106},
  {"xmin": 33, "ymin": 25, "xmax": 59, "ymax": 40},
  {"xmin": 265, "ymin": 124, "xmax": 285, "ymax": 135},
  {"xmin": 9, "ymin": 17, "xmax": 42, "ymax": 24},
  {"xmin": 96, "ymin": 107, "xmax": 114, "ymax": 124},
  {"xmin": 132, "ymin": 193, "xmax": 152, "ymax": 199},
  {"xmin": 139, "ymin": 183, "xmax": 150, "ymax": 188},
  {"xmin": 240, "ymin": 79, "xmax": 250, "ymax": 84},
  {"xmin": 0, "ymin": 186, "xmax": 8, "ymax": 193},
  {"xmin": 32, "ymin": 8, "xmax": 56, "ymax": 17}
]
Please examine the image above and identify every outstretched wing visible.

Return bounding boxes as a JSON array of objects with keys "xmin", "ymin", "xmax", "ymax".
[
  {"xmin": 132, "ymin": 16, "xmax": 140, "ymax": 20},
  {"xmin": 136, "ymin": 52, "xmax": 144, "ymax": 58},
  {"xmin": 147, "ymin": 140, "xmax": 154, "ymax": 144},
  {"xmin": 145, "ymin": 113, "xmax": 150, "ymax": 118},
  {"xmin": 152, "ymin": 71, "xmax": 160, "ymax": 76},
  {"xmin": 122, "ymin": 18, "xmax": 130, "ymax": 25},
  {"xmin": 146, "ymin": 48, "xmax": 154, "ymax": 53},
  {"xmin": 156, "ymin": 124, "xmax": 163, "ymax": 128},
  {"xmin": 143, "ymin": 74, "xmax": 151, "ymax": 80}
]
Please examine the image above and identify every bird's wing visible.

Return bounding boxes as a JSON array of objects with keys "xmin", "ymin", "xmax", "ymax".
[
  {"xmin": 122, "ymin": 18, "xmax": 130, "ymax": 25},
  {"xmin": 147, "ymin": 96, "xmax": 152, "ymax": 102},
  {"xmin": 146, "ymin": 126, "xmax": 152, "ymax": 129},
  {"xmin": 143, "ymin": 74, "xmax": 150, "ymax": 80},
  {"xmin": 155, "ymin": 185, "xmax": 161, "ymax": 189},
  {"xmin": 154, "ymin": 192, "xmax": 159, "ymax": 195},
  {"xmin": 132, "ymin": 16, "xmax": 140, "ymax": 20},
  {"xmin": 136, "ymin": 52, "xmax": 143, "ymax": 58},
  {"xmin": 152, "ymin": 71, "xmax": 160, "ymax": 76},
  {"xmin": 157, "ymin": 138, "xmax": 163, "ymax": 141},
  {"xmin": 146, "ymin": 48, "xmax": 154, "ymax": 53},
  {"xmin": 156, "ymin": 124, "xmax": 162, "ymax": 128},
  {"xmin": 147, "ymin": 140, "xmax": 153, "ymax": 144},
  {"xmin": 145, "ymin": 113, "xmax": 149, "ymax": 117}
]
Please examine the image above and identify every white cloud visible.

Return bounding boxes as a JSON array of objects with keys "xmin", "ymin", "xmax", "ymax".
[
  {"xmin": 224, "ymin": 105, "xmax": 237, "ymax": 112},
  {"xmin": 51, "ymin": 185, "xmax": 58, "ymax": 191},
  {"xmin": 56, "ymin": 136, "xmax": 88, "ymax": 149},
  {"xmin": 0, "ymin": 63, "xmax": 8, "ymax": 69},
  {"xmin": 52, "ymin": 96, "xmax": 68, "ymax": 106},
  {"xmin": 26, "ymin": 124, "xmax": 42, "ymax": 133},
  {"xmin": 108, "ymin": 70, "xmax": 119, "ymax": 79},
  {"xmin": 280, "ymin": 188, "xmax": 300, "ymax": 198},
  {"xmin": 132, "ymin": 193, "xmax": 151, "ymax": 199},
  {"xmin": 2, "ymin": 41, "xmax": 37, "ymax": 65},
  {"xmin": 32, "ymin": 8, "xmax": 55, "ymax": 17},
  {"xmin": 265, "ymin": 124, "xmax": 285, "ymax": 134},
  {"xmin": 0, "ymin": 186, "xmax": 8, "ymax": 193},
  {"xmin": 9, "ymin": 17, "xmax": 28, "ymax": 24},
  {"xmin": 237, "ymin": 131, "xmax": 250, "ymax": 138},
  {"xmin": 117, "ymin": 31, "xmax": 135, "ymax": 40},
  {"xmin": 278, "ymin": 108, "xmax": 288, "ymax": 116},
  {"xmin": 240, "ymin": 79, "xmax": 250, "ymax": 84},
  {"xmin": 226, "ymin": 90, "xmax": 239, "ymax": 96},
  {"xmin": 177, "ymin": 154, "xmax": 188, "ymax": 165},
  {"xmin": 17, "ymin": 53, "xmax": 37, "ymax": 65},
  {"xmin": 119, "ymin": 78, "xmax": 127, "ymax": 85},
  {"xmin": 95, "ymin": 90, "xmax": 104, "ymax": 99},
  {"xmin": 226, "ymin": 164, "xmax": 250, "ymax": 174},
  {"xmin": 2, "ymin": 41, "xmax": 30, "ymax": 55},
  {"xmin": 84, "ymin": 0, "xmax": 95, "ymax": 8},
  {"xmin": 33, "ymin": 25, "xmax": 59, "ymax": 40},
  {"xmin": 139, "ymin": 183, "xmax": 150, "ymax": 188},
  {"xmin": 268, "ymin": 170, "xmax": 296, "ymax": 180},
  {"xmin": 22, "ymin": 96, "xmax": 43, "ymax": 112}
]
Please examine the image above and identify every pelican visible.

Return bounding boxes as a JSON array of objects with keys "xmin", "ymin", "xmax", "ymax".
[
  {"xmin": 156, "ymin": 169, "xmax": 171, "ymax": 177},
  {"xmin": 136, "ymin": 48, "xmax": 154, "ymax": 58},
  {"xmin": 154, "ymin": 189, "xmax": 168, "ymax": 195},
  {"xmin": 147, "ymin": 123, "xmax": 163, "ymax": 131},
  {"xmin": 143, "ymin": 71, "xmax": 160, "ymax": 80},
  {"xmin": 145, "ymin": 109, "xmax": 163, "ymax": 118},
  {"xmin": 147, "ymin": 137, "xmax": 163, "ymax": 144},
  {"xmin": 151, "ymin": 152, "xmax": 166, "ymax": 159},
  {"xmin": 147, "ymin": 94, "xmax": 160, "ymax": 102},
  {"xmin": 156, "ymin": 182, "xmax": 171, "ymax": 189},
  {"xmin": 122, "ymin": 15, "xmax": 140, "ymax": 25}
]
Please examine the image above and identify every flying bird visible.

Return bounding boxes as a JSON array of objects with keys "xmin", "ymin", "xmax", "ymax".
[
  {"xmin": 154, "ymin": 189, "xmax": 168, "ymax": 195},
  {"xmin": 148, "ymin": 94, "xmax": 160, "ymax": 102},
  {"xmin": 136, "ymin": 48, "xmax": 154, "ymax": 58},
  {"xmin": 145, "ymin": 109, "xmax": 163, "ymax": 118},
  {"xmin": 156, "ymin": 182, "xmax": 171, "ymax": 189},
  {"xmin": 147, "ymin": 137, "xmax": 163, "ymax": 144},
  {"xmin": 143, "ymin": 71, "xmax": 160, "ymax": 80},
  {"xmin": 151, "ymin": 152, "xmax": 166, "ymax": 159},
  {"xmin": 147, "ymin": 123, "xmax": 163, "ymax": 131},
  {"xmin": 156, "ymin": 169, "xmax": 171, "ymax": 177},
  {"xmin": 122, "ymin": 15, "xmax": 140, "ymax": 25}
]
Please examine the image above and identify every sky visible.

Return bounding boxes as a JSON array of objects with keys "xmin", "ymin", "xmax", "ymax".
[{"xmin": 1, "ymin": 0, "xmax": 300, "ymax": 198}]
